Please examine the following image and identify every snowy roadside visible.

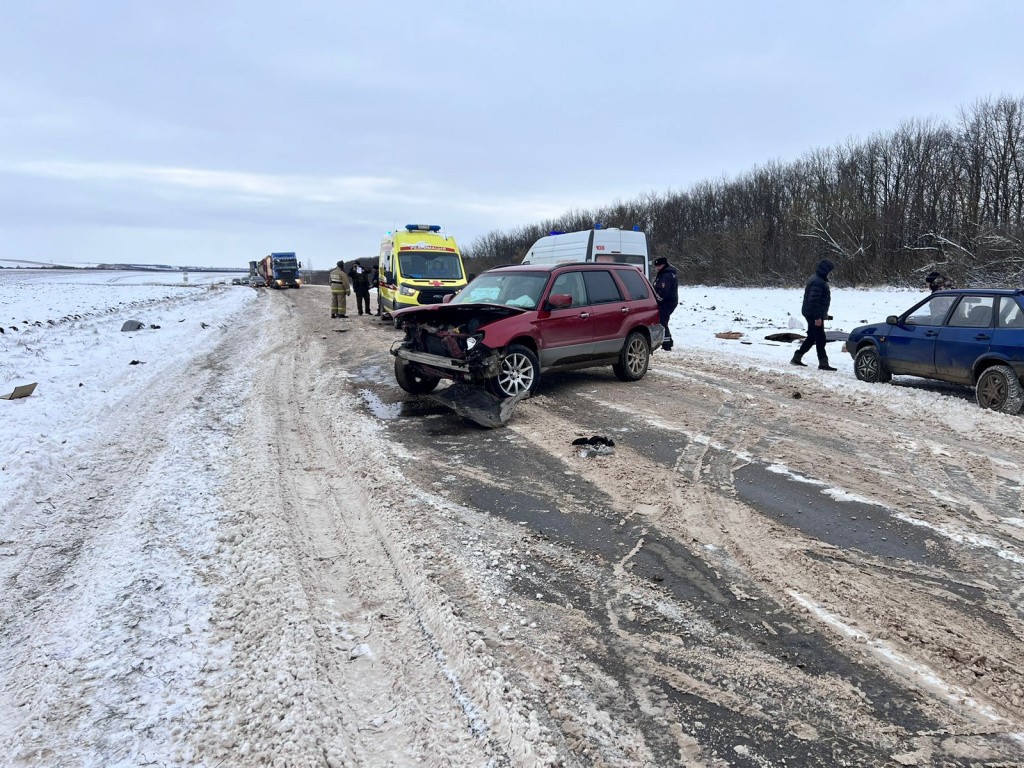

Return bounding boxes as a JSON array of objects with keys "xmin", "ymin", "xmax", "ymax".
[{"xmin": 0, "ymin": 276, "xmax": 259, "ymax": 765}]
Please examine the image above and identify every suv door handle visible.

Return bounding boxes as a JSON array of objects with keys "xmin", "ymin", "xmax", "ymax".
[
  {"xmin": 579, "ymin": 312, "xmax": 590, "ymax": 319},
  {"xmin": 620, "ymin": 306, "xmax": 630, "ymax": 314},
  {"xmin": 925, "ymin": 330, "xmax": 938, "ymax": 337},
  {"xmin": 975, "ymin": 333, "xmax": 991, "ymax": 340}
]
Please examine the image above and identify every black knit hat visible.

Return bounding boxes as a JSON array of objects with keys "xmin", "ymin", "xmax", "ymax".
[{"xmin": 653, "ymin": 257, "xmax": 668, "ymax": 267}]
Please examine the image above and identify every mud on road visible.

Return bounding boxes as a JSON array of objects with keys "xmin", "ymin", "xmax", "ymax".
[{"xmin": 223, "ymin": 288, "xmax": 1024, "ymax": 766}]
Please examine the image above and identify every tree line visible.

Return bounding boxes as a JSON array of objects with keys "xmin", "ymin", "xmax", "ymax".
[{"xmin": 462, "ymin": 95, "xmax": 1024, "ymax": 287}]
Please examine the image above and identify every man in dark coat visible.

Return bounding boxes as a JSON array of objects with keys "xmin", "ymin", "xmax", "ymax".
[
  {"xmin": 925, "ymin": 271, "xmax": 953, "ymax": 292},
  {"xmin": 348, "ymin": 262, "xmax": 372, "ymax": 316},
  {"xmin": 792, "ymin": 258, "xmax": 836, "ymax": 370},
  {"xmin": 652, "ymin": 257, "xmax": 678, "ymax": 351}
]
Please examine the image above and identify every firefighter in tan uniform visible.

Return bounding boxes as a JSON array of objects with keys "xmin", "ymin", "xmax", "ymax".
[{"xmin": 329, "ymin": 261, "xmax": 351, "ymax": 318}]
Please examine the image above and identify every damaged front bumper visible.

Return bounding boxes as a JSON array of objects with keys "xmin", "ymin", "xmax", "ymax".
[{"xmin": 392, "ymin": 342, "xmax": 500, "ymax": 383}]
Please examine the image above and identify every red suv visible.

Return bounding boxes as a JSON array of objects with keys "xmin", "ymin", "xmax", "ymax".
[{"xmin": 391, "ymin": 263, "xmax": 664, "ymax": 397}]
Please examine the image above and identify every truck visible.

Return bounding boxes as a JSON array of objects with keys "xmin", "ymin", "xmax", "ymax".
[
  {"xmin": 522, "ymin": 226, "xmax": 651, "ymax": 280},
  {"xmin": 378, "ymin": 225, "xmax": 468, "ymax": 317},
  {"xmin": 258, "ymin": 252, "xmax": 302, "ymax": 288}
]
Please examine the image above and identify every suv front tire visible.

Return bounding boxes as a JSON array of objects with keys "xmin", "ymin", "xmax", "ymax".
[{"xmin": 486, "ymin": 344, "xmax": 539, "ymax": 398}]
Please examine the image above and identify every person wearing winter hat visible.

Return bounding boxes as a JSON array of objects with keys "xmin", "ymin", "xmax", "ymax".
[
  {"xmin": 924, "ymin": 271, "xmax": 953, "ymax": 292},
  {"xmin": 791, "ymin": 258, "xmax": 836, "ymax": 370},
  {"xmin": 652, "ymin": 256, "xmax": 678, "ymax": 351}
]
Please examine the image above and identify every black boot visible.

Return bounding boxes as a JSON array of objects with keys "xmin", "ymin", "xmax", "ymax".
[
  {"xmin": 791, "ymin": 353, "xmax": 807, "ymax": 367},
  {"xmin": 818, "ymin": 358, "xmax": 837, "ymax": 371}
]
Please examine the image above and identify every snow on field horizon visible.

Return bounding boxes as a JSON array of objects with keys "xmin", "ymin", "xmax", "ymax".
[{"xmin": 2, "ymin": 270, "xmax": 1022, "ymax": 766}]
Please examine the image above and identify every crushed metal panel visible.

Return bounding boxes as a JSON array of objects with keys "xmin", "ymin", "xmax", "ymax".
[
  {"xmin": 0, "ymin": 382, "xmax": 38, "ymax": 400},
  {"xmin": 429, "ymin": 384, "xmax": 528, "ymax": 428}
]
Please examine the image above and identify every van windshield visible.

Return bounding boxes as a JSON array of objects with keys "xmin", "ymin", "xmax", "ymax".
[
  {"xmin": 452, "ymin": 272, "xmax": 548, "ymax": 309},
  {"xmin": 398, "ymin": 251, "xmax": 463, "ymax": 280}
]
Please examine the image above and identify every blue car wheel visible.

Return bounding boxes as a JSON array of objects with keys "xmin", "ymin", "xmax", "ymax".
[
  {"xmin": 976, "ymin": 365, "xmax": 1024, "ymax": 414},
  {"xmin": 854, "ymin": 346, "xmax": 892, "ymax": 384}
]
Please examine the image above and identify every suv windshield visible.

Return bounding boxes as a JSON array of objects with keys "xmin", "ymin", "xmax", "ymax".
[
  {"xmin": 452, "ymin": 272, "xmax": 549, "ymax": 309},
  {"xmin": 398, "ymin": 251, "xmax": 463, "ymax": 280}
]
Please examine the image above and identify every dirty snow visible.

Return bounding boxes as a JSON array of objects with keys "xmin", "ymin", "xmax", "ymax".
[{"xmin": 2, "ymin": 271, "xmax": 1021, "ymax": 766}]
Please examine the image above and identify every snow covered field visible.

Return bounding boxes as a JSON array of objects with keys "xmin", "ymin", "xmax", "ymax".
[{"xmin": 2, "ymin": 270, "xmax": 1021, "ymax": 767}]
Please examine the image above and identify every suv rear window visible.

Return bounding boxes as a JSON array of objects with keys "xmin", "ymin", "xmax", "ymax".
[
  {"xmin": 616, "ymin": 269, "xmax": 650, "ymax": 300},
  {"xmin": 582, "ymin": 270, "xmax": 623, "ymax": 304}
]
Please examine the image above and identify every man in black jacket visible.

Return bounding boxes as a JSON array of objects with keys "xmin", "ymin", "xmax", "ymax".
[
  {"xmin": 791, "ymin": 258, "xmax": 836, "ymax": 370},
  {"xmin": 348, "ymin": 262, "xmax": 372, "ymax": 316},
  {"xmin": 652, "ymin": 257, "xmax": 679, "ymax": 351}
]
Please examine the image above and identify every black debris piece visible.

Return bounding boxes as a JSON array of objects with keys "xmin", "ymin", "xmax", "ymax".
[
  {"xmin": 129, "ymin": 360, "xmax": 145, "ymax": 365},
  {"xmin": 571, "ymin": 435, "xmax": 615, "ymax": 447},
  {"xmin": 120, "ymin": 320, "xmax": 145, "ymax": 332}
]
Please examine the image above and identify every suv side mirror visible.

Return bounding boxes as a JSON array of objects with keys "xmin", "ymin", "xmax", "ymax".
[
  {"xmin": 442, "ymin": 293, "xmax": 454, "ymax": 304},
  {"xmin": 548, "ymin": 293, "xmax": 573, "ymax": 309},
  {"xmin": 886, "ymin": 315, "xmax": 899, "ymax": 325}
]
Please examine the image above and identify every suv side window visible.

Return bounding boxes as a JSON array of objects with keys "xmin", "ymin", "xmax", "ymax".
[
  {"xmin": 947, "ymin": 296, "xmax": 995, "ymax": 328},
  {"xmin": 998, "ymin": 296, "xmax": 1024, "ymax": 328},
  {"xmin": 616, "ymin": 268, "xmax": 650, "ymax": 300},
  {"xmin": 548, "ymin": 271, "xmax": 587, "ymax": 308},
  {"xmin": 582, "ymin": 270, "xmax": 623, "ymax": 304}
]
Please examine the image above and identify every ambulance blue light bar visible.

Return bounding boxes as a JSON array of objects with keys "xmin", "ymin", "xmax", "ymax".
[{"xmin": 405, "ymin": 224, "xmax": 441, "ymax": 232}]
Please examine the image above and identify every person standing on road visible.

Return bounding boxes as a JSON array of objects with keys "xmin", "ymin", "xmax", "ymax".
[
  {"xmin": 349, "ymin": 262, "xmax": 371, "ymax": 316},
  {"xmin": 329, "ymin": 261, "xmax": 351, "ymax": 318},
  {"xmin": 652, "ymin": 257, "xmax": 678, "ymax": 351},
  {"xmin": 791, "ymin": 258, "xmax": 836, "ymax": 370}
]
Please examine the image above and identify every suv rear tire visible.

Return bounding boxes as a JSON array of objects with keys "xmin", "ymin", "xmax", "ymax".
[
  {"xmin": 854, "ymin": 346, "xmax": 892, "ymax": 383},
  {"xmin": 613, "ymin": 331, "xmax": 651, "ymax": 382},
  {"xmin": 394, "ymin": 357, "xmax": 440, "ymax": 394},
  {"xmin": 486, "ymin": 344, "xmax": 539, "ymax": 398},
  {"xmin": 976, "ymin": 364, "xmax": 1024, "ymax": 414}
]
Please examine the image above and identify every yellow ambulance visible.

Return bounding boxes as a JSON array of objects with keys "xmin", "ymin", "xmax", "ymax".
[{"xmin": 378, "ymin": 224, "xmax": 468, "ymax": 317}]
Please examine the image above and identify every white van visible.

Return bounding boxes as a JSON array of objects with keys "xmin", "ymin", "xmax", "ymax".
[{"xmin": 522, "ymin": 227, "xmax": 650, "ymax": 279}]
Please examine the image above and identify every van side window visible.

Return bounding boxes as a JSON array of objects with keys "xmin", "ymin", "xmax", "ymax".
[
  {"xmin": 549, "ymin": 271, "xmax": 586, "ymax": 307},
  {"xmin": 582, "ymin": 270, "xmax": 623, "ymax": 304},
  {"xmin": 616, "ymin": 269, "xmax": 650, "ymax": 300}
]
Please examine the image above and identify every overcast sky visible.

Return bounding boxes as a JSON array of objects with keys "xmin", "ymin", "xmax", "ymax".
[{"xmin": 2, "ymin": 1, "xmax": 1023, "ymax": 270}]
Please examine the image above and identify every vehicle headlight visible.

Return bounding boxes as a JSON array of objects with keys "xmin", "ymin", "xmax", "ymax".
[
  {"xmin": 399, "ymin": 285, "xmax": 417, "ymax": 296},
  {"xmin": 466, "ymin": 336, "xmax": 478, "ymax": 350}
]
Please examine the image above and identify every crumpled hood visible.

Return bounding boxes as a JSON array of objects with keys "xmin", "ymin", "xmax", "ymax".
[{"xmin": 393, "ymin": 303, "xmax": 526, "ymax": 327}]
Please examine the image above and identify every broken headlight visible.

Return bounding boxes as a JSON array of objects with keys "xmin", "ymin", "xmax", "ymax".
[{"xmin": 465, "ymin": 334, "xmax": 484, "ymax": 350}]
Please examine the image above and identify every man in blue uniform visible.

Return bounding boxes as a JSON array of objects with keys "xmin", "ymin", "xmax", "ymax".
[{"xmin": 652, "ymin": 257, "xmax": 678, "ymax": 351}]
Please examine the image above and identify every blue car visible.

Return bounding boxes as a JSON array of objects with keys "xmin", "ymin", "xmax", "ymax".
[{"xmin": 845, "ymin": 288, "xmax": 1024, "ymax": 413}]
